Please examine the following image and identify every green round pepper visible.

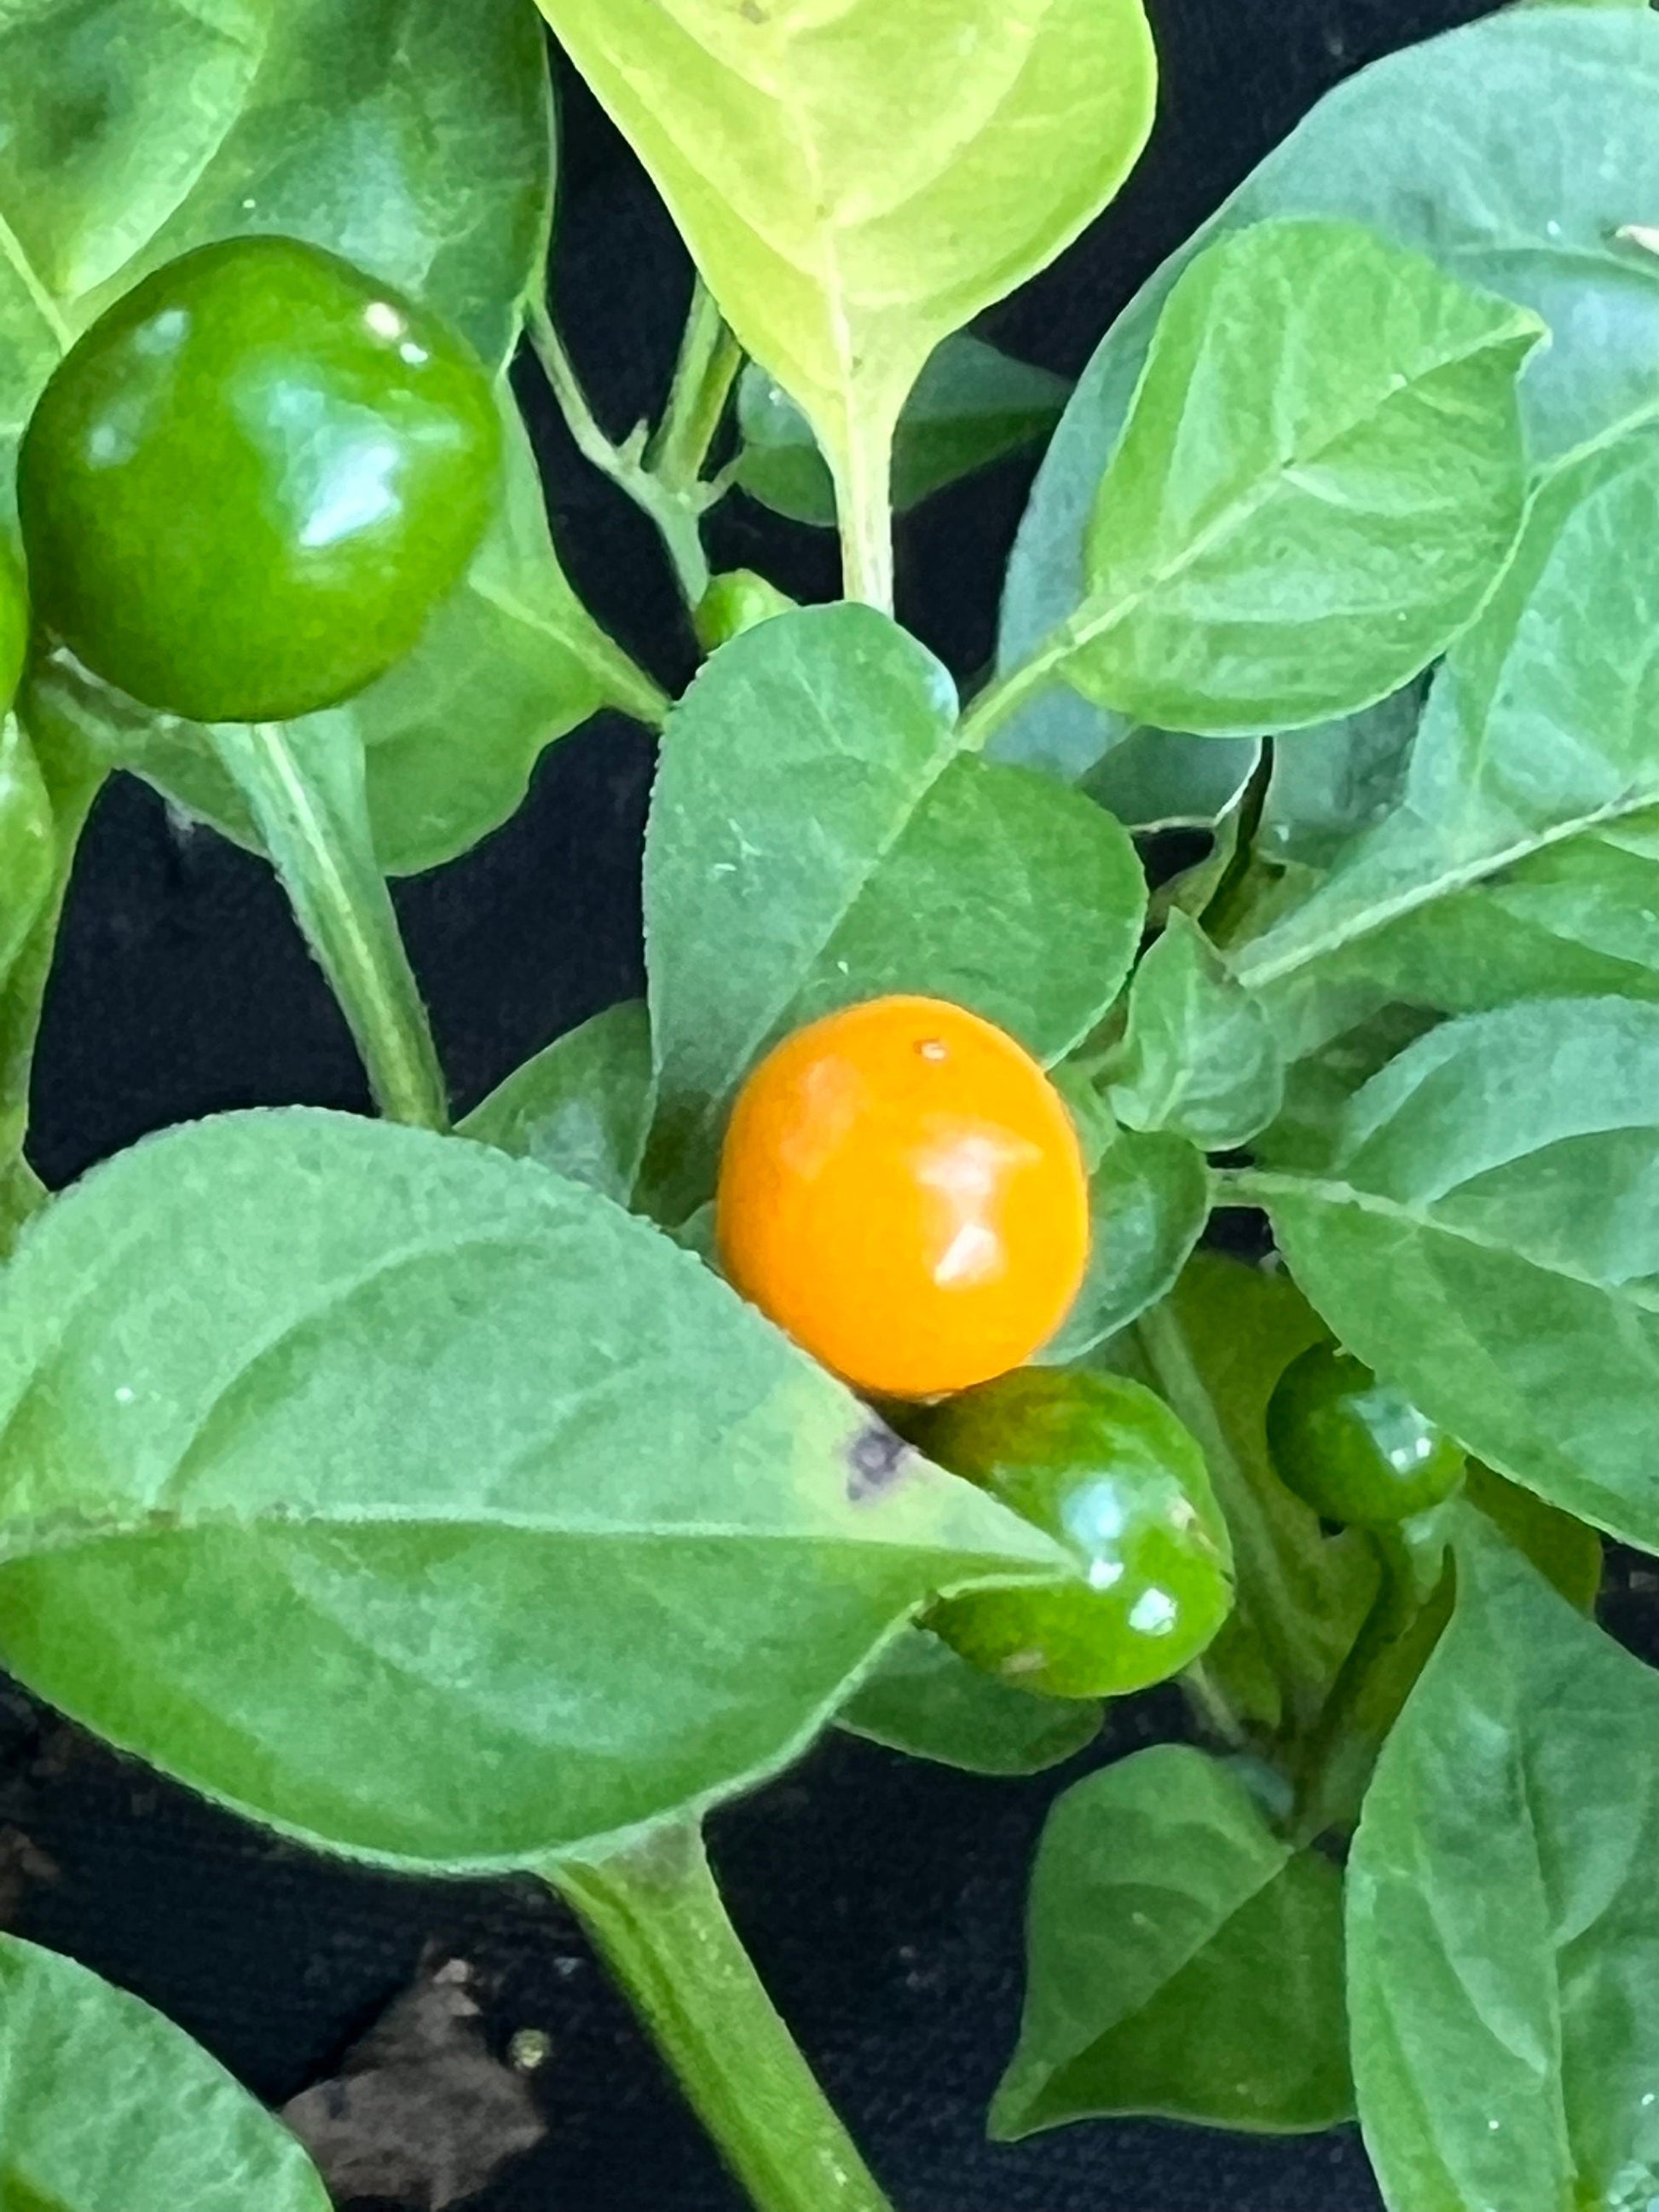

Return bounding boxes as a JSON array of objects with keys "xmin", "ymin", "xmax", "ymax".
[
  {"xmin": 0, "ymin": 537, "xmax": 26, "ymax": 713},
  {"xmin": 19, "ymin": 235, "xmax": 501, "ymax": 725},
  {"xmin": 694, "ymin": 569, "xmax": 796, "ymax": 651},
  {"xmin": 1268, "ymin": 1343, "xmax": 1465, "ymax": 1528},
  {"xmin": 913, "ymin": 1368, "xmax": 1234, "ymax": 1701}
]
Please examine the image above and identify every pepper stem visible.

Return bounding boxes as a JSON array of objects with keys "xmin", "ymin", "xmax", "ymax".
[{"xmin": 211, "ymin": 722, "xmax": 448, "ymax": 1133}]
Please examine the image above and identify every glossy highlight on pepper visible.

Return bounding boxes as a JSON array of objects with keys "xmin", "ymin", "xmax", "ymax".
[
  {"xmin": 915, "ymin": 1368, "xmax": 1234, "ymax": 1700},
  {"xmin": 715, "ymin": 995, "xmax": 1090, "ymax": 1401},
  {"xmin": 18, "ymin": 234, "xmax": 502, "ymax": 725}
]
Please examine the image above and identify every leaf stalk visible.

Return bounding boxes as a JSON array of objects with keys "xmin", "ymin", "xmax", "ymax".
[{"xmin": 549, "ymin": 1820, "xmax": 898, "ymax": 2212}]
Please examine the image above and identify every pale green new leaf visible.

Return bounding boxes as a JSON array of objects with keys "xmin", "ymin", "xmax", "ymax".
[
  {"xmin": 1013, "ymin": 219, "xmax": 1540, "ymax": 738},
  {"xmin": 1109, "ymin": 914, "xmax": 1285, "ymax": 1151},
  {"xmin": 733, "ymin": 335, "xmax": 1069, "ymax": 528},
  {"xmin": 1350, "ymin": 1517, "xmax": 1659, "ymax": 2212},
  {"xmin": 534, "ymin": 0, "xmax": 1154, "ymax": 540},
  {"xmin": 0, "ymin": 1111, "xmax": 1066, "ymax": 1871},
  {"xmin": 461, "ymin": 1002, "xmax": 655, "ymax": 1207},
  {"xmin": 1257, "ymin": 998, "xmax": 1659, "ymax": 1552},
  {"xmin": 998, "ymin": 6, "xmax": 1659, "ymax": 796},
  {"xmin": 1237, "ymin": 427, "xmax": 1659, "ymax": 1014},
  {"xmin": 0, "ymin": 1932, "xmax": 330, "ymax": 2212},
  {"xmin": 643, "ymin": 605, "xmax": 1145, "ymax": 1221},
  {"xmin": 994, "ymin": 1747, "xmax": 1350, "ymax": 2139}
]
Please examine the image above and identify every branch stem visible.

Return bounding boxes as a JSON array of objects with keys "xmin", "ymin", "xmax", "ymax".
[
  {"xmin": 526, "ymin": 296, "xmax": 717, "ymax": 608},
  {"xmin": 650, "ymin": 279, "xmax": 744, "ymax": 494},
  {"xmin": 550, "ymin": 1822, "xmax": 896, "ymax": 2212}
]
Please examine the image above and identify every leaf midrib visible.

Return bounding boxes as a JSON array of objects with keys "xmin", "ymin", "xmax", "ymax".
[
  {"xmin": 1030, "ymin": 1829, "xmax": 1294, "ymax": 2091},
  {"xmin": 1246, "ymin": 1166, "xmax": 1659, "ymax": 1312},
  {"xmin": 0, "ymin": 1502, "xmax": 1023, "ymax": 1567},
  {"xmin": 1015, "ymin": 307, "xmax": 1535, "ymax": 723},
  {"xmin": 0, "ymin": 199, "xmax": 70, "ymax": 366},
  {"xmin": 659, "ymin": 652, "xmax": 963, "ymax": 1162},
  {"xmin": 1237, "ymin": 790, "xmax": 1659, "ymax": 990}
]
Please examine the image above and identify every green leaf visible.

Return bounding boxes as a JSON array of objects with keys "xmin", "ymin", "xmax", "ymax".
[
  {"xmin": 733, "ymin": 336, "xmax": 1069, "ymax": 528},
  {"xmin": 1257, "ymin": 682, "xmax": 1425, "ymax": 872},
  {"xmin": 643, "ymin": 604, "xmax": 1145, "ymax": 1221},
  {"xmin": 1127, "ymin": 1255, "xmax": 1378, "ymax": 1741},
  {"xmin": 0, "ymin": 1110, "xmax": 1066, "ymax": 1870},
  {"xmin": 998, "ymin": 4, "xmax": 1659, "ymax": 789},
  {"xmin": 533, "ymin": 0, "xmax": 1153, "ymax": 574},
  {"xmin": 1465, "ymin": 1462, "xmax": 1602, "ymax": 1615},
  {"xmin": 1254, "ymin": 1002, "xmax": 1438, "ymax": 1175},
  {"xmin": 993, "ymin": 1745, "xmax": 1351, "ymax": 2139},
  {"xmin": 0, "ymin": 0, "xmax": 551, "ymax": 460},
  {"xmin": 839, "ymin": 1626, "xmax": 1101, "ymax": 1778},
  {"xmin": 1108, "ymin": 914, "xmax": 1285, "ymax": 1151},
  {"xmin": 1002, "ymin": 218, "xmax": 1539, "ymax": 741},
  {"xmin": 461, "ymin": 1002, "xmax": 655, "ymax": 1207},
  {"xmin": 25, "ymin": 411, "xmax": 659, "ymax": 876},
  {"xmin": 0, "ymin": 1932, "xmax": 329, "ymax": 2212},
  {"xmin": 1350, "ymin": 1516, "xmax": 1659, "ymax": 2212},
  {"xmin": 1236, "ymin": 428, "xmax": 1659, "ymax": 1015},
  {"xmin": 1074, "ymin": 722, "xmax": 1258, "ymax": 835},
  {"xmin": 1038, "ymin": 1124, "xmax": 1211, "ymax": 1365},
  {"xmin": 1253, "ymin": 997, "xmax": 1659, "ymax": 1553},
  {"xmin": 1350, "ymin": 818, "xmax": 1659, "ymax": 1025}
]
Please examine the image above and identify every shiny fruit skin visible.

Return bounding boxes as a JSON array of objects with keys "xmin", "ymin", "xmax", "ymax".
[
  {"xmin": 693, "ymin": 568, "xmax": 796, "ymax": 651},
  {"xmin": 0, "ymin": 537, "xmax": 26, "ymax": 713},
  {"xmin": 1268, "ymin": 1343, "xmax": 1466, "ymax": 1528},
  {"xmin": 916, "ymin": 1369, "xmax": 1234, "ymax": 1700},
  {"xmin": 716, "ymin": 996, "xmax": 1090, "ymax": 1401},
  {"xmin": 18, "ymin": 235, "xmax": 501, "ymax": 724}
]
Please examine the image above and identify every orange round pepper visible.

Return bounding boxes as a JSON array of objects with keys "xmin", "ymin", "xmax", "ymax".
[{"xmin": 716, "ymin": 995, "xmax": 1091, "ymax": 1401}]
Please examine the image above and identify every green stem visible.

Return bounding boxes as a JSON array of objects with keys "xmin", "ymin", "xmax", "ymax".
[
  {"xmin": 211, "ymin": 723, "xmax": 448, "ymax": 1134},
  {"xmin": 526, "ymin": 296, "xmax": 713, "ymax": 608},
  {"xmin": 550, "ymin": 1822, "xmax": 896, "ymax": 2212},
  {"xmin": 957, "ymin": 615, "xmax": 1082, "ymax": 751},
  {"xmin": 649, "ymin": 279, "xmax": 743, "ymax": 494},
  {"xmin": 1291, "ymin": 1527, "xmax": 1451, "ymax": 1846},
  {"xmin": 830, "ymin": 424, "xmax": 896, "ymax": 615}
]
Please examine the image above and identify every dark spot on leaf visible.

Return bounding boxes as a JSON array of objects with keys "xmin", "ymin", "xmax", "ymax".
[
  {"xmin": 847, "ymin": 1423, "xmax": 915, "ymax": 1504},
  {"xmin": 741, "ymin": 0, "xmax": 767, "ymax": 19}
]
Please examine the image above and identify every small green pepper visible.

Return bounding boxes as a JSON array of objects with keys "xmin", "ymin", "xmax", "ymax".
[
  {"xmin": 0, "ymin": 537, "xmax": 26, "ymax": 713},
  {"xmin": 694, "ymin": 569, "xmax": 796, "ymax": 651},
  {"xmin": 912, "ymin": 1368, "xmax": 1234, "ymax": 1701},
  {"xmin": 19, "ymin": 235, "xmax": 501, "ymax": 725},
  {"xmin": 1268, "ymin": 1343, "xmax": 1465, "ymax": 1528}
]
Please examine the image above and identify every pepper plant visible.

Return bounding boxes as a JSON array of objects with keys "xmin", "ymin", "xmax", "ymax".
[{"xmin": 1, "ymin": 4, "xmax": 1657, "ymax": 2210}]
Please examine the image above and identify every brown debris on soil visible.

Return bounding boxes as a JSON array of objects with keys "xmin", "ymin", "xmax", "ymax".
[{"xmin": 281, "ymin": 1949, "xmax": 548, "ymax": 2209}]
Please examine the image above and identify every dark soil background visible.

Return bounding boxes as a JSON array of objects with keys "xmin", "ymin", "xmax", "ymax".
[{"xmin": 3, "ymin": 3, "xmax": 1559, "ymax": 2207}]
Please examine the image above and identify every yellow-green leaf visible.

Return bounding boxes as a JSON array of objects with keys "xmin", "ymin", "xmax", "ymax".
[{"xmin": 535, "ymin": 0, "xmax": 1155, "ymax": 597}]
